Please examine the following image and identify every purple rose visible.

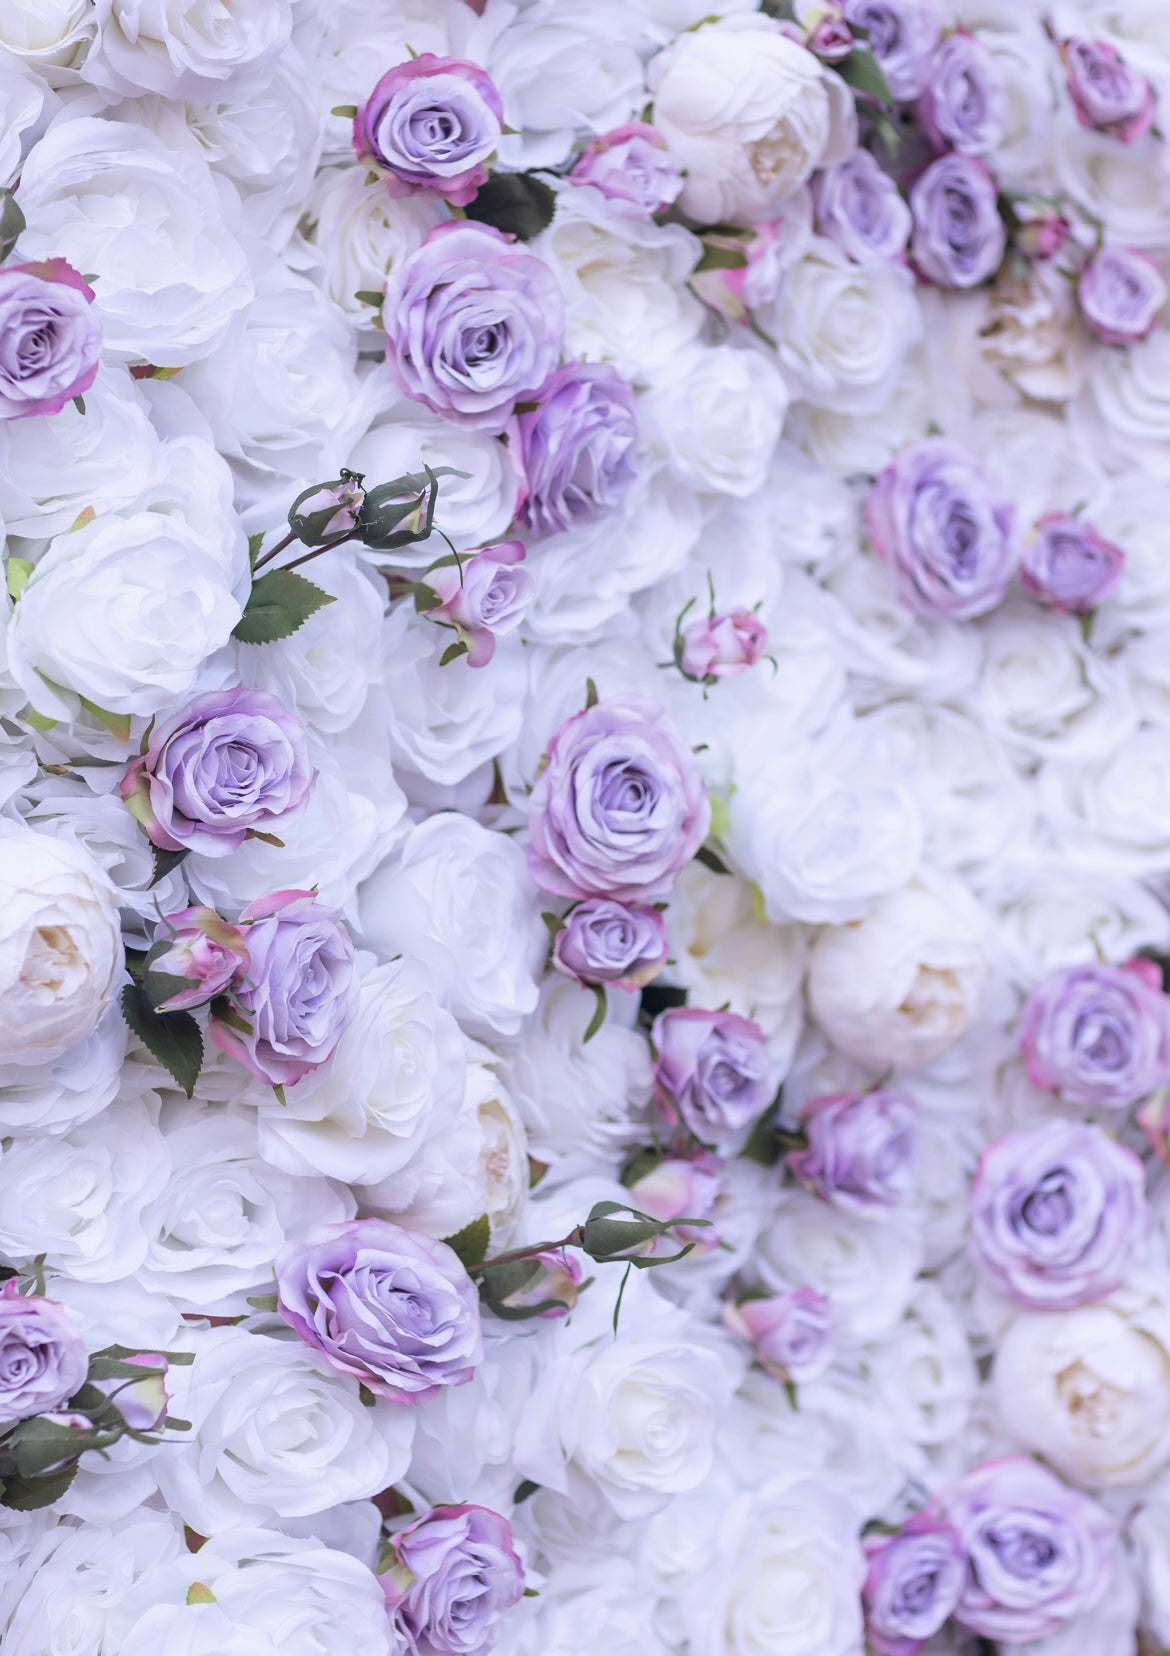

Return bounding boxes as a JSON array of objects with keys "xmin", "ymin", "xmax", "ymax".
[
  {"xmin": 722, "ymin": 1287, "xmax": 835, "ymax": 1384},
  {"xmin": 353, "ymin": 55, "xmax": 504, "ymax": 206},
  {"xmin": 144, "ymin": 906, "xmax": 251, "ymax": 1012},
  {"xmin": 0, "ymin": 259, "xmax": 101, "ymax": 421},
  {"xmin": 969, "ymin": 1120, "xmax": 1147, "ymax": 1309},
  {"xmin": 943, "ymin": 1456, "xmax": 1117, "ymax": 1642},
  {"xmin": 1020, "ymin": 513, "xmax": 1125, "ymax": 613},
  {"xmin": 909, "ymin": 154, "xmax": 1005, "ymax": 289},
  {"xmin": 786, "ymin": 1087, "xmax": 918, "ymax": 1216},
  {"xmin": 1078, "ymin": 245, "xmax": 1166, "ymax": 346},
  {"xmin": 1064, "ymin": 38, "xmax": 1155, "ymax": 145},
  {"xmin": 551, "ymin": 898, "xmax": 667, "ymax": 989},
  {"xmin": 679, "ymin": 610, "xmax": 768, "ymax": 683},
  {"xmin": 570, "ymin": 122, "xmax": 683, "ymax": 214},
  {"xmin": 208, "ymin": 890, "xmax": 356, "ymax": 1088},
  {"xmin": 862, "ymin": 1514, "xmax": 967, "ymax": 1656},
  {"xmin": 120, "ymin": 687, "xmax": 314, "ymax": 858},
  {"xmin": 0, "ymin": 1284, "xmax": 88, "ymax": 1426},
  {"xmin": 276, "ymin": 1218, "xmax": 483, "ymax": 1403},
  {"xmin": 1021, "ymin": 959, "xmax": 1170, "ymax": 1111},
  {"xmin": 384, "ymin": 222, "xmax": 564, "ymax": 434},
  {"xmin": 515, "ymin": 362, "xmax": 638, "ymax": 537},
  {"xmin": 813, "ymin": 149, "xmax": 912, "ymax": 264},
  {"xmin": 866, "ymin": 437, "xmax": 1015, "ymax": 620},
  {"xmin": 918, "ymin": 32, "xmax": 1006, "ymax": 157},
  {"xmin": 842, "ymin": 0, "xmax": 942, "ymax": 100},
  {"xmin": 381, "ymin": 1504, "xmax": 524, "ymax": 1656},
  {"xmin": 420, "ymin": 540, "xmax": 531, "ymax": 667},
  {"xmin": 651, "ymin": 1006, "xmax": 773, "ymax": 1146},
  {"xmin": 526, "ymin": 695, "xmax": 710, "ymax": 902}
]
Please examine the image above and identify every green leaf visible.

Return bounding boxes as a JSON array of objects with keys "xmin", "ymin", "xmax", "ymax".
[
  {"xmin": 0, "ymin": 1464, "xmax": 78, "ymax": 1511},
  {"xmin": 582, "ymin": 983, "xmax": 607, "ymax": 1044},
  {"xmin": 694, "ymin": 240, "xmax": 748, "ymax": 274},
  {"xmin": 141, "ymin": 969, "xmax": 194, "ymax": 1012},
  {"xmin": 120, "ymin": 983, "xmax": 203, "ymax": 1097},
  {"xmin": 835, "ymin": 48, "xmax": 894, "ymax": 107},
  {"xmin": 78, "ymin": 697, "xmax": 131, "ymax": 744},
  {"xmin": 21, "ymin": 707, "xmax": 57, "ymax": 732},
  {"xmin": 612, "ymin": 1261, "xmax": 632, "ymax": 1335},
  {"xmin": 5, "ymin": 557, "xmax": 33, "ymax": 602},
  {"xmin": 439, "ymin": 640, "xmax": 468, "ymax": 666},
  {"xmin": 72, "ymin": 395, "xmax": 86, "ymax": 416},
  {"xmin": 513, "ymin": 1479, "xmax": 540, "ymax": 1503},
  {"xmin": 358, "ymin": 1383, "xmax": 377, "ymax": 1407},
  {"xmin": 232, "ymin": 569, "xmax": 336, "ymax": 645},
  {"xmin": 247, "ymin": 532, "xmax": 265, "ymax": 571},
  {"xmin": 150, "ymin": 845, "xmax": 189, "ymax": 887},
  {"xmin": 186, "ymin": 1583, "xmax": 217, "ymax": 1606},
  {"xmin": 694, "ymin": 844, "xmax": 730, "ymax": 876},
  {"xmin": 584, "ymin": 677, "xmax": 599, "ymax": 709},
  {"xmin": 331, "ymin": 104, "xmax": 358, "ymax": 118},
  {"xmin": 442, "ymin": 1214, "xmax": 491, "ymax": 1270},
  {"xmin": 464, "ymin": 171, "xmax": 557, "ymax": 241},
  {"xmin": 246, "ymin": 1292, "xmax": 279, "ymax": 1313},
  {"xmin": 540, "ymin": 910, "xmax": 564, "ymax": 941},
  {"xmin": 413, "ymin": 582, "xmax": 441, "ymax": 613},
  {"xmin": 0, "ymin": 189, "xmax": 24, "ymax": 264},
  {"xmin": 354, "ymin": 289, "xmax": 385, "ymax": 308}
]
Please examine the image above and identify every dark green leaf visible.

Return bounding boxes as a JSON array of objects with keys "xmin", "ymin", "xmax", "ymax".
[
  {"xmin": 582, "ymin": 983, "xmax": 607, "ymax": 1044},
  {"xmin": 120, "ymin": 984, "xmax": 203, "ymax": 1097},
  {"xmin": 8, "ymin": 1416, "xmax": 96, "ymax": 1478},
  {"xmin": 0, "ymin": 1464, "xmax": 79, "ymax": 1511},
  {"xmin": 354, "ymin": 289, "xmax": 385, "ymax": 308},
  {"xmin": 442, "ymin": 1214, "xmax": 491, "ymax": 1270},
  {"xmin": 331, "ymin": 104, "xmax": 358, "ymax": 118},
  {"xmin": 584, "ymin": 677, "xmax": 599, "ymax": 709},
  {"xmin": 694, "ymin": 241, "xmax": 749, "ymax": 274},
  {"xmin": 233, "ymin": 569, "xmax": 336, "ymax": 645},
  {"xmin": 246, "ymin": 1292, "xmax": 279, "ymax": 1313},
  {"xmin": 358, "ymin": 1383, "xmax": 377, "ymax": 1407},
  {"xmin": 612, "ymin": 1261, "xmax": 632, "ymax": 1335},
  {"xmin": 513, "ymin": 1479, "xmax": 540, "ymax": 1503},
  {"xmin": 694, "ymin": 844, "xmax": 731, "ymax": 875},
  {"xmin": 835, "ymin": 48, "xmax": 894, "ymax": 107},
  {"xmin": 0, "ymin": 190, "xmax": 24, "ymax": 263},
  {"xmin": 464, "ymin": 171, "xmax": 557, "ymax": 241},
  {"xmin": 247, "ymin": 532, "xmax": 265, "ymax": 570},
  {"xmin": 439, "ymin": 640, "xmax": 468, "ymax": 666},
  {"xmin": 540, "ymin": 910, "xmax": 564, "ymax": 941},
  {"xmin": 142, "ymin": 969, "xmax": 191, "ymax": 1012},
  {"xmin": 413, "ymin": 583, "xmax": 441, "ymax": 613}
]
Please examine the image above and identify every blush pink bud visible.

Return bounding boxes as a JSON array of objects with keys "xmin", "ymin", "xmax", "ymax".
[
  {"xmin": 146, "ymin": 907, "xmax": 251, "ymax": 1012},
  {"xmin": 679, "ymin": 611, "xmax": 768, "ymax": 683},
  {"xmin": 420, "ymin": 541, "xmax": 531, "ymax": 667},
  {"xmin": 627, "ymin": 1152, "xmax": 724, "ymax": 1255},
  {"xmin": 690, "ymin": 221, "xmax": 785, "ymax": 323},
  {"xmin": 96, "ymin": 1354, "xmax": 169, "ymax": 1430},
  {"xmin": 496, "ymin": 1249, "xmax": 583, "ymax": 1318},
  {"xmin": 1014, "ymin": 204, "xmax": 1072, "ymax": 262},
  {"xmin": 722, "ymin": 1287, "xmax": 835, "ymax": 1384},
  {"xmin": 808, "ymin": 17, "xmax": 854, "ymax": 61}
]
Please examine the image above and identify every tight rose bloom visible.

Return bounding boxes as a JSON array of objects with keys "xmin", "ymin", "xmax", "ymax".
[
  {"xmin": 570, "ymin": 123, "xmax": 683, "ymax": 214},
  {"xmin": 969, "ymin": 1120, "xmax": 1147, "ymax": 1309},
  {"xmin": 384, "ymin": 222, "xmax": 564, "ymax": 434},
  {"xmin": 862, "ymin": 1515, "xmax": 967, "ymax": 1656},
  {"xmin": 910, "ymin": 154, "xmax": 1005, "ymax": 289},
  {"xmin": 943, "ymin": 1457, "xmax": 1118, "ymax": 1642},
  {"xmin": 420, "ymin": 541, "xmax": 531, "ymax": 667},
  {"xmin": 786, "ymin": 1088, "xmax": 918, "ymax": 1217},
  {"xmin": 652, "ymin": 1006, "xmax": 773, "ymax": 1146},
  {"xmin": 866, "ymin": 437, "xmax": 1015, "ymax": 620},
  {"xmin": 843, "ymin": 0, "xmax": 942, "ymax": 100},
  {"xmin": 120, "ymin": 687, "xmax": 314, "ymax": 858},
  {"xmin": 515, "ymin": 362, "xmax": 638, "ymax": 537},
  {"xmin": 0, "ymin": 1285, "xmax": 88, "ymax": 1426},
  {"xmin": 551, "ymin": 898, "xmax": 668, "ymax": 989},
  {"xmin": 1020, "ymin": 513, "xmax": 1125, "ymax": 613},
  {"xmin": 0, "ymin": 260, "xmax": 101, "ymax": 420},
  {"xmin": 382, "ymin": 1505, "xmax": 524, "ymax": 1656},
  {"xmin": 1021, "ymin": 960, "xmax": 1170, "ymax": 1111},
  {"xmin": 1078, "ymin": 245, "xmax": 1167, "ymax": 347},
  {"xmin": 276, "ymin": 1219, "xmax": 483, "ymax": 1403},
  {"xmin": 93, "ymin": 1353, "xmax": 169, "ymax": 1431},
  {"xmin": 679, "ymin": 611, "xmax": 768, "ymax": 683},
  {"xmin": 918, "ymin": 32, "xmax": 1006, "ymax": 157},
  {"xmin": 1064, "ymin": 38, "xmax": 1155, "ymax": 145},
  {"xmin": 209, "ymin": 890, "xmax": 356, "ymax": 1088},
  {"xmin": 527, "ymin": 695, "xmax": 710, "ymax": 902},
  {"xmin": 145, "ymin": 906, "xmax": 251, "ymax": 1013},
  {"xmin": 353, "ymin": 56, "xmax": 503, "ymax": 206},
  {"xmin": 813, "ymin": 149, "xmax": 912, "ymax": 264},
  {"xmin": 722, "ymin": 1287, "xmax": 835, "ymax": 1384}
]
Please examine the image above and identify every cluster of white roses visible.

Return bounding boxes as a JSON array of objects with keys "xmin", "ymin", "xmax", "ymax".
[{"xmin": 2, "ymin": 0, "xmax": 1170, "ymax": 1653}]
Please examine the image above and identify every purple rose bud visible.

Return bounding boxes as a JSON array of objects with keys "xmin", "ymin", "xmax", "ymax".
[
  {"xmin": 842, "ymin": 0, "xmax": 942, "ymax": 100},
  {"xmin": 969, "ymin": 1120, "xmax": 1147, "ymax": 1309},
  {"xmin": 94, "ymin": 1352, "xmax": 169, "ymax": 1431},
  {"xmin": 910, "ymin": 153, "xmax": 1005, "ymax": 289},
  {"xmin": 679, "ymin": 610, "xmax": 768, "ymax": 683},
  {"xmin": 570, "ymin": 122, "xmax": 683, "ymax": 214},
  {"xmin": 626, "ymin": 1150, "xmax": 725, "ymax": 1255},
  {"xmin": 918, "ymin": 31, "xmax": 1006, "ymax": 157},
  {"xmin": 209, "ymin": 890, "xmax": 356, "ymax": 1088},
  {"xmin": 276, "ymin": 1218, "xmax": 483, "ymax": 1403},
  {"xmin": 0, "ymin": 1283, "xmax": 88, "ymax": 1426},
  {"xmin": 420, "ymin": 541, "xmax": 531, "ymax": 667},
  {"xmin": 144, "ymin": 906, "xmax": 251, "ymax": 1013},
  {"xmin": 651, "ymin": 1006, "xmax": 773, "ymax": 1146},
  {"xmin": 942, "ymin": 1456, "xmax": 1118, "ymax": 1642},
  {"xmin": 786, "ymin": 1087, "xmax": 918, "ymax": 1216},
  {"xmin": 722, "ymin": 1286, "xmax": 835, "ymax": 1384},
  {"xmin": 384, "ymin": 222, "xmax": 564, "ymax": 434},
  {"xmin": 1021, "ymin": 959, "xmax": 1170, "ymax": 1111},
  {"xmin": 552, "ymin": 898, "xmax": 668, "ymax": 989},
  {"xmin": 491, "ymin": 1248, "xmax": 583, "ymax": 1319},
  {"xmin": 1078, "ymin": 245, "xmax": 1167, "ymax": 346},
  {"xmin": 289, "ymin": 477, "xmax": 366, "ymax": 545},
  {"xmin": 1020, "ymin": 513, "xmax": 1125, "ymax": 614},
  {"xmin": 120, "ymin": 688, "xmax": 314, "ymax": 859},
  {"xmin": 353, "ymin": 55, "xmax": 504, "ymax": 207},
  {"xmin": 527, "ymin": 695, "xmax": 710, "ymax": 902},
  {"xmin": 515, "ymin": 362, "xmax": 638, "ymax": 537},
  {"xmin": 813, "ymin": 149, "xmax": 912, "ymax": 264},
  {"xmin": 808, "ymin": 12, "xmax": 855, "ymax": 63},
  {"xmin": 1013, "ymin": 201, "xmax": 1073, "ymax": 262},
  {"xmin": 866, "ymin": 437, "xmax": 1016, "ymax": 620},
  {"xmin": 862, "ymin": 1514, "xmax": 967, "ymax": 1656},
  {"xmin": 381, "ymin": 1504, "xmax": 524, "ymax": 1656},
  {"xmin": 1064, "ymin": 38, "xmax": 1155, "ymax": 145},
  {"xmin": 0, "ymin": 259, "xmax": 102, "ymax": 421}
]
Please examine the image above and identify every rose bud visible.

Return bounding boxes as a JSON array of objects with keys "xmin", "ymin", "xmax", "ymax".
[
  {"xmin": 679, "ymin": 610, "xmax": 768, "ymax": 683},
  {"xmin": 143, "ymin": 906, "xmax": 251, "ymax": 1013},
  {"xmin": 1064, "ymin": 38, "xmax": 1155, "ymax": 145},
  {"xmin": 842, "ymin": 0, "xmax": 942, "ymax": 101},
  {"xmin": 1020, "ymin": 513, "xmax": 1125, "ymax": 613},
  {"xmin": 94, "ymin": 1353, "xmax": 169, "ymax": 1431},
  {"xmin": 0, "ymin": 1283, "xmax": 88, "ymax": 1426},
  {"xmin": 626, "ymin": 1150, "xmax": 725, "ymax": 1256},
  {"xmin": 1021, "ymin": 959, "xmax": 1170, "ymax": 1111},
  {"xmin": 909, "ymin": 154, "xmax": 1006, "ymax": 289},
  {"xmin": 570, "ymin": 122, "xmax": 683, "ymax": 214},
  {"xmin": 652, "ymin": 1006, "xmax": 774, "ymax": 1147},
  {"xmin": 807, "ymin": 18, "xmax": 854, "ymax": 64},
  {"xmin": 0, "ymin": 259, "xmax": 102, "ymax": 420},
  {"xmin": 786, "ymin": 1087, "xmax": 918, "ymax": 1217},
  {"xmin": 814, "ymin": 149, "xmax": 912, "ymax": 264},
  {"xmin": 689, "ymin": 219, "xmax": 787, "ymax": 324},
  {"xmin": 484, "ymin": 1248, "xmax": 584, "ymax": 1320},
  {"xmin": 381, "ymin": 1504, "xmax": 524, "ymax": 1656},
  {"xmin": 917, "ymin": 31, "xmax": 1006, "ymax": 158},
  {"xmin": 722, "ymin": 1287, "xmax": 835, "ymax": 1384},
  {"xmin": 862, "ymin": 1514, "xmax": 967, "ymax": 1656},
  {"xmin": 1013, "ymin": 201, "xmax": 1073, "ymax": 262},
  {"xmin": 353, "ymin": 55, "xmax": 504, "ymax": 206},
  {"xmin": 551, "ymin": 898, "xmax": 668, "ymax": 990},
  {"xmin": 418, "ymin": 540, "xmax": 531, "ymax": 667},
  {"xmin": 1078, "ymin": 245, "xmax": 1167, "ymax": 346},
  {"xmin": 514, "ymin": 362, "xmax": 638, "ymax": 537},
  {"xmin": 287, "ymin": 476, "xmax": 366, "ymax": 545}
]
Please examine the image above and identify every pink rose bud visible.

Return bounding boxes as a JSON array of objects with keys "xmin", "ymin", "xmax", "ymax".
[
  {"xmin": 690, "ymin": 220, "xmax": 785, "ymax": 324},
  {"xmin": 144, "ymin": 907, "xmax": 251, "ymax": 1013},
  {"xmin": 803, "ymin": 4, "xmax": 854, "ymax": 62},
  {"xmin": 679, "ymin": 610, "xmax": 768, "ymax": 683},
  {"xmin": 289, "ymin": 477, "xmax": 366, "ymax": 544},
  {"xmin": 1013, "ymin": 202, "xmax": 1073, "ymax": 262},
  {"xmin": 1020, "ymin": 513, "xmax": 1125, "ymax": 614},
  {"xmin": 570, "ymin": 122, "xmax": 683, "ymax": 214},
  {"xmin": 95, "ymin": 1353, "xmax": 169, "ymax": 1431},
  {"xmin": 1078, "ymin": 245, "xmax": 1167, "ymax": 346},
  {"xmin": 1064, "ymin": 38, "xmax": 1155, "ymax": 145},
  {"xmin": 626, "ymin": 1151, "xmax": 725, "ymax": 1256},
  {"xmin": 722, "ymin": 1287, "xmax": 835, "ymax": 1384},
  {"xmin": 494, "ymin": 1248, "xmax": 584, "ymax": 1318},
  {"xmin": 419, "ymin": 541, "xmax": 531, "ymax": 667}
]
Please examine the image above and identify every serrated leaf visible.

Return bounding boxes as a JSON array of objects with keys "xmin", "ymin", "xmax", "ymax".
[
  {"xmin": 150, "ymin": 845, "xmax": 188, "ymax": 887},
  {"xmin": 0, "ymin": 1463, "xmax": 78, "ymax": 1511},
  {"xmin": 233, "ymin": 569, "xmax": 336, "ymax": 645},
  {"xmin": 442, "ymin": 1214, "xmax": 491, "ymax": 1270},
  {"xmin": 247, "ymin": 532, "xmax": 265, "ymax": 571},
  {"xmin": 5, "ymin": 557, "xmax": 33, "ymax": 601},
  {"xmin": 120, "ymin": 984, "xmax": 203, "ymax": 1097},
  {"xmin": 835, "ymin": 47, "xmax": 894, "ymax": 107},
  {"xmin": 142, "ymin": 969, "xmax": 194, "ymax": 1012},
  {"xmin": 464, "ymin": 171, "xmax": 557, "ymax": 241}
]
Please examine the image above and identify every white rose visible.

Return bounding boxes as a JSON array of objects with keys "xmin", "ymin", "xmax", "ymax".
[
  {"xmin": 294, "ymin": 164, "xmax": 446, "ymax": 328},
  {"xmin": 0, "ymin": 56, "xmax": 43, "ymax": 189},
  {"xmin": 648, "ymin": 15, "xmax": 855, "ymax": 225},
  {"xmin": 85, "ymin": 0, "xmax": 291, "ymax": 96},
  {"xmin": 807, "ymin": 872, "xmax": 990, "ymax": 1071},
  {"xmin": 0, "ymin": 1005, "xmax": 124, "ymax": 1139},
  {"xmin": 507, "ymin": 1560, "xmax": 669, "ymax": 1656},
  {"xmin": 17, "ymin": 116, "xmax": 252, "ymax": 366},
  {"xmin": 1056, "ymin": 117, "xmax": 1170, "ymax": 250},
  {"xmin": 868, "ymin": 1282, "xmax": 977, "ymax": 1454},
  {"xmin": 1129, "ymin": 1473, "xmax": 1170, "ymax": 1648},
  {"xmin": 1079, "ymin": 328, "xmax": 1170, "ymax": 484},
  {"xmin": 643, "ymin": 343, "xmax": 788, "ymax": 498},
  {"xmin": 1041, "ymin": 724, "xmax": 1170, "ymax": 876},
  {"xmin": 988, "ymin": 863, "xmax": 1170, "ymax": 987},
  {"xmin": 0, "ymin": 0, "xmax": 96, "ymax": 85},
  {"xmin": 975, "ymin": 20, "xmax": 1061, "ymax": 189}
]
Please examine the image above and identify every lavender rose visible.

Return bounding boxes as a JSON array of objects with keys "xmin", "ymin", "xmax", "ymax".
[
  {"xmin": 679, "ymin": 610, "xmax": 768, "ymax": 683},
  {"xmin": 120, "ymin": 687, "xmax": 314, "ymax": 858},
  {"xmin": 943, "ymin": 1456, "xmax": 1118, "ymax": 1642},
  {"xmin": 1078, "ymin": 245, "xmax": 1167, "ymax": 346},
  {"xmin": 722, "ymin": 1287, "xmax": 835, "ymax": 1384},
  {"xmin": 1021, "ymin": 958, "xmax": 1170, "ymax": 1110},
  {"xmin": 515, "ymin": 362, "xmax": 638, "ymax": 537},
  {"xmin": 0, "ymin": 259, "xmax": 101, "ymax": 421},
  {"xmin": 786, "ymin": 1087, "xmax": 918, "ymax": 1217},
  {"xmin": 552, "ymin": 898, "xmax": 668, "ymax": 989},
  {"xmin": 0, "ymin": 1284, "xmax": 88, "ymax": 1426},
  {"xmin": 918, "ymin": 31, "xmax": 1005, "ymax": 157},
  {"xmin": 909, "ymin": 154, "xmax": 1006, "ymax": 289},
  {"xmin": 1064, "ymin": 38, "xmax": 1155, "ymax": 145},
  {"xmin": 209, "ymin": 890, "xmax": 356, "ymax": 1088},
  {"xmin": 353, "ymin": 55, "xmax": 504, "ymax": 206},
  {"xmin": 842, "ymin": 0, "xmax": 942, "ymax": 100},
  {"xmin": 527, "ymin": 695, "xmax": 710, "ymax": 902},
  {"xmin": 1020, "ymin": 513, "xmax": 1125, "ymax": 613},
  {"xmin": 276, "ymin": 1218, "xmax": 483, "ymax": 1403},
  {"xmin": 570, "ymin": 122, "xmax": 683, "ymax": 215},
  {"xmin": 652, "ymin": 1006, "xmax": 773, "ymax": 1146},
  {"xmin": 969, "ymin": 1120, "xmax": 1147, "ymax": 1309},
  {"xmin": 419, "ymin": 541, "xmax": 531, "ymax": 667},
  {"xmin": 382, "ymin": 1504, "xmax": 524, "ymax": 1656},
  {"xmin": 862, "ymin": 1515, "xmax": 967, "ymax": 1656},
  {"xmin": 144, "ymin": 906, "xmax": 251, "ymax": 1012},
  {"xmin": 865, "ymin": 437, "xmax": 1015, "ymax": 620},
  {"xmin": 384, "ymin": 222, "xmax": 564, "ymax": 433},
  {"xmin": 813, "ymin": 149, "xmax": 912, "ymax": 264}
]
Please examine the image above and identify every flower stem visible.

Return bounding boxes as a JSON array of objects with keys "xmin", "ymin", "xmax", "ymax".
[{"xmin": 473, "ymin": 1227, "xmax": 584, "ymax": 1274}]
